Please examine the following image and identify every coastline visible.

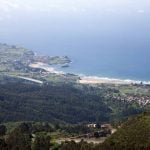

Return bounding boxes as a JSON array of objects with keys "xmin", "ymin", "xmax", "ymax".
[
  {"xmin": 78, "ymin": 76, "xmax": 150, "ymax": 85},
  {"xmin": 29, "ymin": 62, "xmax": 64, "ymax": 75},
  {"xmin": 29, "ymin": 62, "xmax": 150, "ymax": 85}
]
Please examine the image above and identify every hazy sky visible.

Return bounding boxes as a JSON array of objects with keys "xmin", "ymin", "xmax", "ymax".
[
  {"xmin": 0, "ymin": 0, "xmax": 150, "ymax": 54},
  {"xmin": 0, "ymin": 0, "xmax": 149, "ymax": 20}
]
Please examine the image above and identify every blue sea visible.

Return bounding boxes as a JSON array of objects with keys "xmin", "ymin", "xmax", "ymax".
[
  {"xmin": 0, "ymin": 11, "xmax": 150, "ymax": 81},
  {"xmin": 46, "ymin": 48, "xmax": 150, "ymax": 82}
]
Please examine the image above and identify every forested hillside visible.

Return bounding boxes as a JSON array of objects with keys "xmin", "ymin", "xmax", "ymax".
[
  {"xmin": 60, "ymin": 112, "xmax": 150, "ymax": 150},
  {"xmin": 101, "ymin": 112, "xmax": 150, "ymax": 149},
  {"xmin": 0, "ymin": 113, "xmax": 149, "ymax": 150},
  {"xmin": 0, "ymin": 81, "xmax": 145, "ymax": 124}
]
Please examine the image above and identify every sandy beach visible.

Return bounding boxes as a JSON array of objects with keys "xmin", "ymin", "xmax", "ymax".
[
  {"xmin": 78, "ymin": 76, "xmax": 150, "ymax": 85},
  {"xmin": 29, "ymin": 62, "xmax": 64, "ymax": 74},
  {"xmin": 29, "ymin": 62, "xmax": 150, "ymax": 85}
]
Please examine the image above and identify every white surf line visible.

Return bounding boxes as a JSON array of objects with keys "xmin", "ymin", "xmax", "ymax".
[
  {"xmin": 29, "ymin": 62, "xmax": 64, "ymax": 74},
  {"xmin": 79, "ymin": 76, "xmax": 150, "ymax": 85},
  {"xmin": 17, "ymin": 76, "xmax": 43, "ymax": 84}
]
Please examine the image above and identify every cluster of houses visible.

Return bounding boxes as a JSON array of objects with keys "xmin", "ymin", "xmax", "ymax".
[{"xmin": 112, "ymin": 95, "xmax": 150, "ymax": 106}]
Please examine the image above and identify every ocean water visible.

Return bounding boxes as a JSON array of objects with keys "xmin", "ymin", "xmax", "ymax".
[
  {"xmin": 1, "ymin": 12, "xmax": 150, "ymax": 81},
  {"xmin": 1, "ymin": 34, "xmax": 150, "ymax": 82},
  {"xmin": 30, "ymin": 38, "xmax": 150, "ymax": 81},
  {"xmin": 55, "ymin": 49, "xmax": 150, "ymax": 81}
]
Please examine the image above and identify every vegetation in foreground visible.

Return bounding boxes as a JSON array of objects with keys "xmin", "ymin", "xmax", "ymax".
[
  {"xmin": 61, "ymin": 112, "xmax": 150, "ymax": 150},
  {"xmin": 0, "ymin": 112, "xmax": 149, "ymax": 150}
]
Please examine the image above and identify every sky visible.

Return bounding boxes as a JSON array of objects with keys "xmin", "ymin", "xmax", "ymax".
[
  {"xmin": 0, "ymin": 0, "xmax": 150, "ymax": 54},
  {"xmin": 0, "ymin": 0, "xmax": 149, "ymax": 21}
]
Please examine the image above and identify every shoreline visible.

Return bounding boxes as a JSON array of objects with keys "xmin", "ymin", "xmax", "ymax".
[
  {"xmin": 78, "ymin": 76, "xmax": 150, "ymax": 85},
  {"xmin": 29, "ymin": 62, "xmax": 150, "ymax": 85},
  {"xmin": 29, "ymin": 62, "xmax": 64, "ymax": 75}
]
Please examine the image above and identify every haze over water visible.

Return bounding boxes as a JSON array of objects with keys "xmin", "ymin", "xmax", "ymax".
[{"xmin": 0, "ymin": 0, "xmax": 150, "ymax": 81}]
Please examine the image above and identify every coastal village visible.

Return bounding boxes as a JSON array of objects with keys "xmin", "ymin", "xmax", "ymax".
[{"xmin": 110, "ymin": 94, "xmax": 150, "ymax": 106}]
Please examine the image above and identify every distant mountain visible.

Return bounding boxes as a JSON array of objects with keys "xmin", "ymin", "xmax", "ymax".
[{"xmin": 101, "ymin": 112, "xmax": 150, "ymax": 150}]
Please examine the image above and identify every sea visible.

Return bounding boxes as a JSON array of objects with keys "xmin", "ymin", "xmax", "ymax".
[{"xmin": 0, "ymin": 12, "xmax": 150, "ymax": 82}]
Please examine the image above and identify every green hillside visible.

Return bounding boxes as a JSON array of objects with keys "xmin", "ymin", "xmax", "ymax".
[
  {"xmin": 60, "ymin": 113, "xmax": 150, "ymax": 150},
  {"xmin": 0, "ymin": 81, "xmax": 145, "ymax": 124},
  {"xmin": 0, "ymin": 113, "xmax": 149, "ymax": 150},
  {"xmin": 101, "ymin": 112, "xmax": 150, "ymax": 150}
]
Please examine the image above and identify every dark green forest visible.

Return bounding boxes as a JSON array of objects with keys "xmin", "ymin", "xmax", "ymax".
[{"xmin": 0, "ymin": 81, "xmax": 145, "ymax": 124}]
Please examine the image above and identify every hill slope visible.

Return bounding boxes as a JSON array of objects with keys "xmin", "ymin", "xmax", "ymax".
[
  {"xmin": 102, "ymin": 112, "xmax": 150, "ymax": 150},
  {"xmin": 0, "ymin": 81, "xmax": 145, "ymax": 124},
  {"xmin": 0, "ymin": 82, "xmax": 111, "ymax": 123}
]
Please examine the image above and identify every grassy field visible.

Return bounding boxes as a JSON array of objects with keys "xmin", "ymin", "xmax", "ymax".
[{"xmin": 116, "ymin": 85, "xmax": 150, "ymax": 96}]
